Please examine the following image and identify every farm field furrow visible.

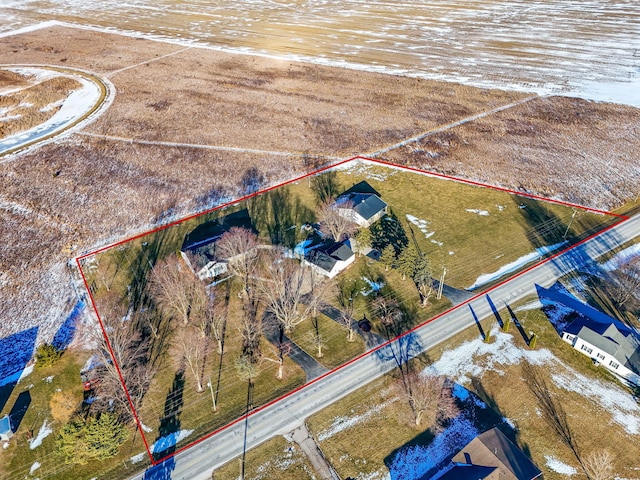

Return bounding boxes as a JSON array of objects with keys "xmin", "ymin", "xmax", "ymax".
[{"xmin": 1, "ymin": 0, "xmax": 639, "ymax": 106}]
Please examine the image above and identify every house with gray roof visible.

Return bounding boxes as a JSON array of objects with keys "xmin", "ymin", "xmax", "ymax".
[
  {"xmin": 430, "ymin": 427, "xmax": 542, "ymax": 480},
  {"xmin": 562, "ymin": 317, "xmax": 640, "ymax": 386},
  {"xmin": 336, "ymin": 180, "xmax": 388, "ymax": 227},
  {"xmin": 301, "ymin": 239, "xmax": 355, "ymax": 278},
  {"xmin": 180, "ymin": 209, "xmax": 256, "ymax": 281},
  {"xmin": 536, "ymin": 283, "xmax": 640, "ymax": 386}
]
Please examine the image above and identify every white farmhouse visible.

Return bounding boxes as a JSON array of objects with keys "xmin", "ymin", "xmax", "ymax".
[
  {"xmin": 300, "ymin": 239, "xmax": 355, "ymax": 278},
  {"xmin": 562, "ymin": 318, "xmax": 640, "ymax": 386}
]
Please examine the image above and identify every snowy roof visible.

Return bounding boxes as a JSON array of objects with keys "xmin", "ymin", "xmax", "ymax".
[{"xmin": 449, "ymin": 427, "xmax": 542, "ymax": 480}]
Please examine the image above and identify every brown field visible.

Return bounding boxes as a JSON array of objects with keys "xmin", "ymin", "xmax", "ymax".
[
  {"xmin": 0, "ymin": 23, "xmax": 638, "ymax": 348},
  {"xmin": 0, "ymin": 73, "xmax": 82, "ymax": 137}
]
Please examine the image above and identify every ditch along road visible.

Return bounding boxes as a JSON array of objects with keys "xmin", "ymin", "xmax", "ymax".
[{"xmin": 133, "ymin": 212, "xmax": 640, "ymax": 480}]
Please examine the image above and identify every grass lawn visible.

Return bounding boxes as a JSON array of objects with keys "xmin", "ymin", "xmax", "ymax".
[
  {"xmin": 75, "ymin": 159, "xmax": 620, "ymax": 478},
  {"xmin": 212, "ymin": 435, "xmax": 316, "ymax": 480}
]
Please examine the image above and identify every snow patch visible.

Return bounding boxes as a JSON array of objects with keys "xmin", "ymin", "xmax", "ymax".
[
  {"xmin": 465, "ymin": 209, "xmax": 490, "ymax": 216},
  {"xmin": 29, "ymin": 419, "xmax": 52, "ymax": 449},
  {"xmin": 317, "ymin": 399, "xmax": 396, "ymax": 441},
  {"xmin": 30, "ymin": 462, "xmax": 41, "ymax": 474},
  {"xmin": 466, "ymin": 242, "xmax": 566, "ymax": 290},
  {"xmin": 602, "ymin": 243, "xmax": 640, "ymax": 272},
  {"xmin": 545, "ymin": 456, "xmax": 577, "ymax": 475},
  {"xmin": 150, "ymin": 429, "xmax": 193, "ymax": 454},
  {"xmin": 131, "ymin": 452, "xmax": 146, "ymax": 464},
  {"xmin": 406, "ymin": 214, "xmax": 435, "ymax": 239}
]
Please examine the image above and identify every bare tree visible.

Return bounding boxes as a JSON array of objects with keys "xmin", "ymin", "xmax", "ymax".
[
  {"xmin": 238, "ymin": 294, "xmax": 263, "ymax": 363},
  {"xmin": 307, "ymin": 331, "xmax": 326, "ymax": 358},
  {"xmin": 90, "ymin": 313, "xmax": 156, "ymax": 423},
  {"xmin": 522, "ymin": 361, "xmax": 582, "ymax": 466},
  {"xmin": 610, "ymin": 255, "xmax": 640, "ymax": 305},
  {"xmin": 394, "ymin": 372, "xmax": 457, "ymax": 428},
  {"xmin": 318, "ymin": 199, "xmax": 356, "ymax": 242},
  {"xmin": 206, "ymin": 292, "xmax": 228, "ymax": 355},
  {"xmin": 583, "ymin": 449, "xmax": 615, "ymax": 480},
  {"xmin": 336, "ymin": 278, "xmax": 360, "ymax": 342},
  {"xmin": 173, "ymin": 324, "xmax": 207, "ymax": 393},
  {"xmin": 149, "ymin": 255, "xmax": 207, "ymax": 326},
  {"xmin": 257, "ymin": 254, "xmax": 319, "ymax": 333},
  {"xmin": 216, "ymin": 227, "xmax": 260, "ymax": 295}
]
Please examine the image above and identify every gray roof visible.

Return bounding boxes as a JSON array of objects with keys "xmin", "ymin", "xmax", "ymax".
[
  {"xmin": 338, "ymin": 192, "xmax": 387, "ymax": 221},
  {"xmin": 565, "ymin": 317, "xmax": 640, "ymax": 373},
  {"xmin": 436, "ymin": 464, "xmax": 496, "ymax": 480},
  {"xmin": 305, "ymin": 240, "xmax": 353, "ymax": 273}
]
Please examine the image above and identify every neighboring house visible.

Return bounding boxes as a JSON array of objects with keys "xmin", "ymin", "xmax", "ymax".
[
  {"xmin": 537, "ymin": 283, "xmax": 640, "ymax": 386},
  {"xmin": 0, "ymin": 414, "xmax": 13, "ymax": 442},
  {"xmin": 562, "ymin": 318, "xmax": 640, "ymax": 386},
  {"xmin": 336, "ymin": 180, "xmax": 388, "ymax": 227},
  {"xmin": 180, "ymin": 209, "xmax": 255, "ymax": 281},
  {"xmin": 300, "ymin": 238, "xmax": 355, "ymax": 278},
  {"xmin": 431, "ymin": 427, "xmax": 543, "ymax": 480}
]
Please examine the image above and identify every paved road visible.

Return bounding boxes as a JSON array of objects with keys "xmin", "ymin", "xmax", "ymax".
[{"xmin": 134, "ymin": 214, "xmax": 639, "ymax": 480}]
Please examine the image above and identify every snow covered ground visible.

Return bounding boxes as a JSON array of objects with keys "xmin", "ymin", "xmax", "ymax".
[
  {"xmin": 466, "ymin": 242, "xmax": 566, "ymax": 290},
  {"xmin": 1, "ymin": 1, "xmax": 639, "ymax": 107},
  {"xmin": 0, "ymin": 67, "xmax": 106, "ymax": 155}
]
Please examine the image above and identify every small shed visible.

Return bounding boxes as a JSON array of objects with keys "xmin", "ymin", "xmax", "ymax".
[{"xmin": 0, "ymin": 414, "xmax": 13, "ymax": 441}]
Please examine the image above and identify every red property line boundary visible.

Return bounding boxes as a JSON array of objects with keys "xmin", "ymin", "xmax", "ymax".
[{"xmin": 75, "ymin": 156, "xmax": 629, "ymax": 467}]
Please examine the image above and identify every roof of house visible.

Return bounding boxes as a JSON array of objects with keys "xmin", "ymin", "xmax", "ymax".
[
  {"xmin": 565, "ymin": 317, "xmax": 640, "ymax": 373},
  {"xmin": 304, "ymin": 240, "xmax": 354, "ymax": 273},
  {"xmin": 0, "ymin": 415, "xmax": 11, "ymax": 434},
  {"xmin": 337, "ymin": 192, "xmax": 387, "ymax": 222},
  {"xmin": 181, "ymin": 209, "xmax": 254, "ymax": 252},
  {"xmin": 449, "ymin": 427, "xmax": 542, "ymax": 480},
  {"xmin": 436, "ymin": 464, "xmax": 497, "ymax": 480},
  {"xmin": 340, "ymin": 180, "xmax": 382, "ymax": 197}
]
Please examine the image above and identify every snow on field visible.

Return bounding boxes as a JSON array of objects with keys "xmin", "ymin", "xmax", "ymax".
[
  {"xmin": 3, "ymin": 2, "xmax": 639, "ymax": 107},
  {"xmin": 552, "ymin": 369, "xmax": 640, "ymax": 435},
  {"xmin": 29, "ymin": 461, "xmax": 41, "ymax": 474},
  {"xmin": 426, "ymin": 327, "xmax": 554, "ymax": 384},
  {"xmin": 0, "ymin": 67, "xmax": 106, "ymax": 155},
  {"xmin": 406, "ymin": 214, "xmax": 435, "ymax": 239},
  {"xmin": 150, "ymin": 429, "xmax": 193, "ymax": 454},
  {"xmin": 131, "ymin": 452, "xmax": 146, "ymax": 464},
  {"xmin": 29, "ymin": 419, "xmax": 52, "ymax": 449},
  {"xmin": 317, "ymin": 399, "xmax": 397, "ymax": 442},
  {"xmin": 466, "ymin": 242, "xmax": 566, "ymax": 290},
  {"xmin": 545, "ymin": 456, "xmax": 577, "ymax": 475},
  {"xmin": 465, "ymin": 209, "xmax": 489, "ymax": 216},
  {"xmin": 387, "ymin": 415, "xmax": 479, "ymax": 480},
  {"xmin": 602, "ymin": 243, "xmax": 640, "ymax": 272},
  {"xmin": 361, "ymin": 276, "xmax": 385, "ymax": 297}
]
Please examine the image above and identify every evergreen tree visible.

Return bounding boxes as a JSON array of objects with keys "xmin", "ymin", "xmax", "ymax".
[
  {"xmin": 396, "ymin": 245, "xmax": 419, "ymax": 280},
  {"xmin": 379, "ymin": 244, "xmax": 396, "ymax": 271},
  {"xmin": 354, "ymin": 227, "xmax": 372, "ymax": 254},
  {"xmin": 413, "ymin": 255, "xmax": 434, "ymax": 307},
  {"xmin": 57, "ymin": 413, "xmax": 129, "ymax": 465}
]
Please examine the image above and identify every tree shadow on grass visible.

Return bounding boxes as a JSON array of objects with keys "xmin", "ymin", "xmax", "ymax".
[
  {"xmin": 0, "ymin": 326, "xmax": 38, "ymax": 413},
  {"xmin": 152, "ymin": 371, "xmax": 185, "ymax": 462},
  {"xmin": 9, "ymin": 390, "xmax": 31, "ymax": 434}
]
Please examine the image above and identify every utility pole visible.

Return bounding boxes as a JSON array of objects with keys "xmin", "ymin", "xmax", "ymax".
[
  {"xmin": 562, "ymin": 209, "xmax": 578, "ymax": 240},
  {"xmin": 437, "ymin": 267, "xmax": 446, "ymax": 300}
]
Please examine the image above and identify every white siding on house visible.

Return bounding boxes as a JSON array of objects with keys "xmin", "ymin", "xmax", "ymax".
[{"xmin": 569, "ymin": 337, "xmax": 640, "ymax": 386}]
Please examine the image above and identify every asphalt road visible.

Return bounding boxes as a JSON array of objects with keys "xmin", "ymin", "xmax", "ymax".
[{"xmin": 135, "ymin": 213, "xmax": 639, "ymax": 480}]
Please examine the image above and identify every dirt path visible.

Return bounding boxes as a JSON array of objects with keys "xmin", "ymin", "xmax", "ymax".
[
  {"xmin": 367, "ymin": 94, "xmax": 541, "ymax": 157},
  {"xmin": 77, "ymin": 132, "xmax": 337, "ymax": 159}
]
